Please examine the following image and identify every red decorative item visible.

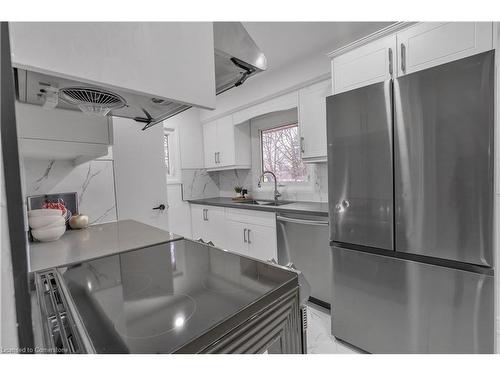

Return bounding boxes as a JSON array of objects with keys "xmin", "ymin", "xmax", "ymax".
[{"xmin": 42, "ymin": 199, "xmax": 67, "ymax": 218}]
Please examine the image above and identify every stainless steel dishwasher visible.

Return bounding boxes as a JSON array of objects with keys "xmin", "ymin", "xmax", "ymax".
[{"xmin": 276, "ymin": 212, "xmax": 330, "ymax": 308}]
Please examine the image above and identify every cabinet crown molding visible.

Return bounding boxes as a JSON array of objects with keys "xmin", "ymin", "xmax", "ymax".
[{"xmin": 327, "ymin": 22, "xmax": 416, "ymax": 59}]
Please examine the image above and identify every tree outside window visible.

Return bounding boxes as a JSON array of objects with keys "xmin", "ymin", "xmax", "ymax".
[{"xmin": 261, "ymin": 123, "xmax": 307, "ymax": 182}]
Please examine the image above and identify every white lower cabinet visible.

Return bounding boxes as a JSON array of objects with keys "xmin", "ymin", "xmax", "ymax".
[
  {"xmin": 190, "ymin": 205, "xmax": 226, "ymax": 248},
  {"xmin": 190, "ymin": 205, "xmax": 277, "ymax": 262},
  {"xmin": 244, "ymin": 223, "xmax": 277, "ymax": 262}
]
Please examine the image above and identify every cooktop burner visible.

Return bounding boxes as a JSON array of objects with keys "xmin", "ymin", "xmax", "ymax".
[
  {"xmin": 59, "ymin": 239, "xmax": 296, "ymax": 353},
  {"xmin": 121, "ymin": 272, "xmax": 152, "ymax": 297},
  {"xmin": 113, "ymin": 293, "xmax": 197, "ymax": 339}
]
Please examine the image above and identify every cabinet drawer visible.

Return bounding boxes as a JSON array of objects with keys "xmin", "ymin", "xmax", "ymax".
[
  {"xmin": 396, "ymin": 22, "xmax": 493, "ymax": 76},
  {"xmin": 225, "ymin": 208, "xmax": 276, "ymax": 227}
]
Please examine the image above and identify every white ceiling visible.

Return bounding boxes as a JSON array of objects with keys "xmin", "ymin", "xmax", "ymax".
[{"xmin": 242, "ymin": 22, "xmax": 395, "ymax": 71}]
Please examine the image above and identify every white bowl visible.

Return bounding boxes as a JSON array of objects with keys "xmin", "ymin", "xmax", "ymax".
[
  {"xmin": 28, "ymin": 215, "xmax": 65, "ymax": 229},
  {"xmin": 31, "ymin": 225, "xmax": 66, "ymax": 242},
  {"xmin": 28, "ymin": 209, "xmax": 64, "ymax": 218}
]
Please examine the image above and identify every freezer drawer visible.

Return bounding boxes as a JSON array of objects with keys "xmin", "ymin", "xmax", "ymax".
[
  {"xmin": 276, "ymin": 213, "xmax": 330, "ymax": 306},
  {"xmin": 331, "ymin": 246, "xmax": 494, "ymax": 353},
  {"xmin": 394, "ymin": 51, "xmax": 494, "ymax": 266},
  {"xmin": 326, "ymin": 81, "xmax": 393, "ymax": 250}
]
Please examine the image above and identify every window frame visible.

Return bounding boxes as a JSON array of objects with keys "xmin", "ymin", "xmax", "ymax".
[
  {"xmin": 163, "ymin": 125, "xmax": 181, "ymax": 184},
  {"xmin": 259, "ymin": 121, "xmax": 308, "ymax": 185}
]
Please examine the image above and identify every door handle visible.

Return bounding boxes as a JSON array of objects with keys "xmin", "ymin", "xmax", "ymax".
[
  {"xmin": 247, "ymin": 229, "xmax": 251, "ymax": 244},
  {"xmin": 300, "ymin": 137, "xmax": 305, "ymax": 154},
  {"xmin": 216, "ymin": 152, "xmax": 220, "ymax": 164},
  {"xmin": 153, "ymin": 204, "xmax": 166, "ymax": 211},
  {"xmin": 243, "ymin": 228, "xmax": 247, "ymax": 243},
  {"xmin": 203, "ymin": 209, "xmax": 208, "ymax": 221},
  {"xmin": 214, "ymin": 152, "xmax": 217, "ymax": 164},
  {"xmin": 400, "ymin": 43, "xmax": 406, "ymax": 73}
]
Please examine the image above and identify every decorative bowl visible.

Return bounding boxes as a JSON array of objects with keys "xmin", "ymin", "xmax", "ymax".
[{"xmin": 31, "ymin": 225, "xmax": 66, "ymax": 242}]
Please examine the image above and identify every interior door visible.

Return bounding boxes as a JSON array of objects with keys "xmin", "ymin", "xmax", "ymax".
[
  {"xmin": 394, "ymin": 51, "xmax": 494, "ymax": 266},
  {"xmin": 113, "ymin": 117, "xmax": 169, "ymax": 231},
  {"xmin": 326, "ymin": 81, "xmax": 394, "ymax": 250}
]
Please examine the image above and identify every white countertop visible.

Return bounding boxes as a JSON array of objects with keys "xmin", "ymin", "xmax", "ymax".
[{"xmin": 28, "ymin": 219, "xmax": 183, "ymax": 272}]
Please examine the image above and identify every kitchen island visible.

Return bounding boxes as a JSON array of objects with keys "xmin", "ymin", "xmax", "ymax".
[{"xmin": 30, "ymin": 220, "xmax": 307, "ymax": 354}]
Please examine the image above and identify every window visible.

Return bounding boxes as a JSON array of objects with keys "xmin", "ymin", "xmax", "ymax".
[
  {"xmin": 260, "ymin": 123, "xmax": 307, "ymax": 182},
  {"xmin": 163, "ymin": 126, "xmax": 181, "ymax": 183},
  {"xmin": 164, "ymin": 132, "xmax": 172, "ymax": 175}
]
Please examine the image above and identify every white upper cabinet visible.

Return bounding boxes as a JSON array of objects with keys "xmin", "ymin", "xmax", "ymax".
[
  {"xmin": 9, "ymin": 22, "xmax": 216, "ymax": 109},
  {"xmin": 203, "ymin": 120, "xmax": 218, "ymax": 169},
  {"xmin": 396, "ymin": 22, "xmax": 493, "ymax": 76},
  {"xmin": 332, "ymin": 35, "xmax": 396, "ymax": 94},
  {"xmin": 298, "ymin": 79, "xmax": 331, "ymax": 162},
  {"xmin": 16, "ymin": 102, "xmax": 111, "ymax": 144},
  {"xmin": 15, "ymin": 102, "xmax": 112, "ymax": 164},
  {"xmin": 202, "ymin": 115, "xmax": 251, "ymax": 171},
  {"xmin": 216, "ymin": 115, "xmax": 236, "ymax": 167}
]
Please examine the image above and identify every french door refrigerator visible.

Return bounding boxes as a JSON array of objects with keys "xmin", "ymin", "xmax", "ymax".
[{"xmin": 326, "ymin": 50, "xmax": 495, "ymax": 354}]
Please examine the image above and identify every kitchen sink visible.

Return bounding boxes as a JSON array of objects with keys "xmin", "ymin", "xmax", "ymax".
[{"xmin": 238, "ymin": 200, "xmax": 292, "ymax": 207}]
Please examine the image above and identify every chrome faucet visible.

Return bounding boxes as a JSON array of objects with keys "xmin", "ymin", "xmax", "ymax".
[{"xmin": 257, "ymin": 171, "xmax": 282, "ymax": 202}]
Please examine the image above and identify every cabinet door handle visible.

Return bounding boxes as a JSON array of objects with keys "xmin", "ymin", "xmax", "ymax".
[
  {"xmin": 243, "ymin": 228, "xmax": 247, "ymax": 243},
  {"xmin": 388, "ymin": 48, "xmax": 393, "ymax": 77},
  {"xmin": 217, "ymin": 152, "xmax": 220, "ymax": 164},
  {"xmin": 247, "ymin": 229, "xmax": 251, "ymax": 244},
  {"xmin": 300, "ymin": 137, "xmax": 305, "ymax": 154},
  {"xmin": 203, "ymin": 209, "xmax": 208, "ymax": 221},
  {"xmin": 400, "ymin": 43, "xmax": 406, "ymax": 74},
  {"xmin": 214, "ymin": 152, "xmax": 217, "ymax": 164}
]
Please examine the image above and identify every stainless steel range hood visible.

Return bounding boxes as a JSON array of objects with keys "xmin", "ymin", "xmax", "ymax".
[{"xmin": 14, "ymin": 22, "xmax": 266, "ymax": 130}]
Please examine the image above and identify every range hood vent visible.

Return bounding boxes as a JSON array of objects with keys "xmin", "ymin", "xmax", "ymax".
[
  {"xmin": 15, "ymin": 22, "xmax": 267, "ymax": 130},
  {"xmin": 59, "ymin": 87, "xmax": 127, "ymax": 116}
]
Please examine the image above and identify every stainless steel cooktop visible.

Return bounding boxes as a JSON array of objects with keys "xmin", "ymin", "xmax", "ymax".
[{"xmin": 57, "ymin": 239, "xmax": 297, "ymax": 353}]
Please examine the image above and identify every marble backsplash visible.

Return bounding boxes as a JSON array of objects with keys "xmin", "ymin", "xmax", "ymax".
[
  {"xmin": 217, "ymin": 163, "xmax": 328, "ymax": 202},
  {"xmin": 181, "ymin": 163, "xmax": 328, "ymax": 203},
  {"xmin": 22, "ymin": 158, "xmax": 117, "ymax": 225},
  {"xmin": 180, "ymin": 169, "xmax": 220, "ymax": 200}
]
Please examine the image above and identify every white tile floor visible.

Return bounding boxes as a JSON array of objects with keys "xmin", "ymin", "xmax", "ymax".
[{"xmin": 306, "ymin": 303, "xmax": 361, "ymax": 354}]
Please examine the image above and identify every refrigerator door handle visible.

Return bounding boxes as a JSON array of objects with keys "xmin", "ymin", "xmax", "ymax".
[
  {"xmin": 388, "ymin": 48, "xmax": 393, "ymax": 77},
  {"xmin": 400, "ymin": 43, "xmax": 406, "ymax": 73}
]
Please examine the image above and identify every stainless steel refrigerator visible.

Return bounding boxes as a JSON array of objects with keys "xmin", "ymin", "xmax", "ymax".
[{"xmin": 326, "ymin": 50, "xmax": 495, "ymax": 354}]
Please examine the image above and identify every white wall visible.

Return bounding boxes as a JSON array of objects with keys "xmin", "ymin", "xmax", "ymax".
[{"xmin": 167, "ymin": 184, "xmax": 192, "ymax": 238}]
